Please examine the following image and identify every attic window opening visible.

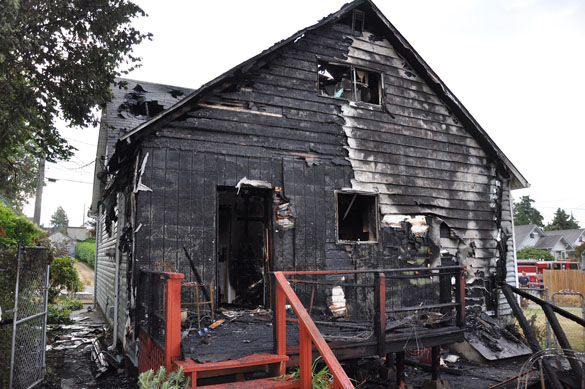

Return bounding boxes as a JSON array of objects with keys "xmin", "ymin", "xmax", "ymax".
[
  {"xmin": 352, "ymin": 10, "xmax": 365, "ymax": 35},
  {"xmin": 336, "ymin": 192, "xmax": 378, "ymax": 243},
  {"xmin": 318, "ymin": 61, "xmax": 381, "ymax": 105}
]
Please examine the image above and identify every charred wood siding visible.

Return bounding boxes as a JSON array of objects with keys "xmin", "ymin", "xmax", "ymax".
[
  {"xmin": 131, "ymin": 20, "xmax": 509, "ymax": 313},
  {"xmin": 133, "ymin": 147, "xmax": 355, "ymax": 281}
]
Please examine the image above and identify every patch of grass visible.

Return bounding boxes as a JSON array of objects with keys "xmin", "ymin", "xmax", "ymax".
[{"xmin": 519, "ymin": 306, "xmax": 585, "ymax": 351}]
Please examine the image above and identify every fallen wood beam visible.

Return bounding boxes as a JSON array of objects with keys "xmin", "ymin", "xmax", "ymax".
[
  {"xmin": 507, "ymin": 284, "xmax": 585, "ymax": 327},
  {"xmin": 541, "ymin": 303, "xmax": 584, "ymax": 383},
  {"xmin": 500, "ymin": 284, "xmax": 563, "ymax": 389}
]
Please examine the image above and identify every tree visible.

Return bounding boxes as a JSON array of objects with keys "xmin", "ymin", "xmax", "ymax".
[
  {"xmin": 0, "ymin": 0, "xmax": 151, "ymax": 209},
  {"xmin": 50, "ymin": 206, "xmax": 69, "ymax": 230},
  {"xmin": 576, "ymin": 242, "xmax": 585, "ymax": 260},
  {"xmin": 513, "ymin": 196, "xmax": 544, "ymax": 227},
  {"xmin": 544, "ymin": 208, "xmax": 580, "ymax": 231},
  {"xmin": 516, "ymin": 246, "xmax": 555, "ymax": 261}
]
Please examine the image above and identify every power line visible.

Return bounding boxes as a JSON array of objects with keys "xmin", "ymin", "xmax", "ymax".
[{"xmin": 46, "ymin": 177, "xmax": 93, "ymax": 185}]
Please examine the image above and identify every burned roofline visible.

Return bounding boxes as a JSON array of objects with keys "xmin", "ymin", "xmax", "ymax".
[{"xmin": 112, "ymin": 0, "xmax": 528, "ymax": 189}]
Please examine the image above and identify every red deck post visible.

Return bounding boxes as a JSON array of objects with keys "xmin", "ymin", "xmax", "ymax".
[
  {"xmin": 274, "ymin": 278, "xmax": 287, "ymax": 376},
  {"xmin": 299, "ymin": 323, "xmax": 312, "ymax": 388},
  {"xmin": 165, "ymin": 272, "xmax": 184, "ymax": 370}
]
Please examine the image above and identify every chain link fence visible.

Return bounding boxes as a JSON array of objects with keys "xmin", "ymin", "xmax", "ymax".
[
  {"xmin": 518, "ymin": 287, "xmax": 585, "ymax": 352},
  {"xmin": 0, "ymin": 245, "xmax": 50, "ymax": 389},
  {"xmin": 551, "ymin": 291, "xmax": 585, "ymax": 352}
]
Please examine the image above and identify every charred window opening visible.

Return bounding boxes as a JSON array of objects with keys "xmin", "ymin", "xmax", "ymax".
[
  {"xmin": 352, "ymin": 10, "xmax": 365, "ymax": 35},
  {"xmin": 336, "ymin": 192, "xmax": 378, "ymax": 242},
  {"xmin": 338, "ymin": 8, "xmax": 373, "ymax": 36},
  {"xmin": 119, "ymin": 87, "xmax": 165, "ymax": 118},
  {"xmin": 318, "ymin": 61, "xmax": 381, "ymax": 105},
  {"xmin": 132, "ymin": 100, "xmax": 164, "ymax": 117}
]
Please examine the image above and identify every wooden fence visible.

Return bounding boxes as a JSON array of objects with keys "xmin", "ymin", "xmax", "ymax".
[{"xmin": 543, "ymin": 270, "xmax": 585, "ymax": 296}]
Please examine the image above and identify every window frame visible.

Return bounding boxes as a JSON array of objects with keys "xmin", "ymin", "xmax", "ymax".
[
  {"xmin": 317, "ymin": 59, "xmax": 384, "ymax": 107},
  {"xmin": 334, "ymin": 190, "xmax": 379, "ymax": 244}
]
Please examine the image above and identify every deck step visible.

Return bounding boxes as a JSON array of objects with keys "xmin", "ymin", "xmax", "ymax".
[
  {"xmin": 175, "ymin": 353, "xmax": 290, "ymax": 387},
  {"xmin": 176, "ymin": 353, "xmax": 289, "ymax": 373},
  {"xmin": 199, "ymin": 376, "xmax": 299, "ymax": 388}
]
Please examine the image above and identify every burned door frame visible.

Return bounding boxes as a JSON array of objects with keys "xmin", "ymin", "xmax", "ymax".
[{"xmin": 215, "ymin": 186, "xmax": 274, "ymax": 308}]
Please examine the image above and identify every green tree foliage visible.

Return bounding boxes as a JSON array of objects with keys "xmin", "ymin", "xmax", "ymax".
[
  {"xmin": 513, "ymin": 196, "xmax": 544, "ymax": 226},
  {"xmin": 517, "ymin": 246, "xmax": 555, "ymax": 261},
  {"xmin": 49, "ymin": 255, "xmax": 82, "ymax": 303},
  {"xmin": 0, "ymin": 0, "xmax": 151, "ymax": 209},
  {"xmin": 0, "ymin": 201, "xmax": 45, "ymax": 247},
  {"xmin": 576, "ymin": 242, "xmax": 585, "ymax": 260},
  {"xmin": 75, "ymin": 239, "xmax": 96, "ymax": 268},
  {"xmin": 544, "ymin": 208, "xmax": 580, "ymax": 231},
  {"xmin": 50, "ymin": 206, "xmax": 69, "ymax": 229}
]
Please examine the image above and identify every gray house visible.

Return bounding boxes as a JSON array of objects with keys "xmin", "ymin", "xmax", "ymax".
[
  {"xmin": 514, "ymin": 224, "xmax": 578, "ymax": 260},
  {"xmin": 91, "ymin": 0, "xmax": 528, "ymax": 360}
]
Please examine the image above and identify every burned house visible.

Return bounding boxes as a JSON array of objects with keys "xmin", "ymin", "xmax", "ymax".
[{"xmin": 91, "ymin": 0, "xmax": 528, "ymax": 380}]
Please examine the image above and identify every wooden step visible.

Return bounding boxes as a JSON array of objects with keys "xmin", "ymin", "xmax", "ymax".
[
  {"xmin": 200, "ymin": 376, "xmax": 299, "ymax": 388},
  {"xmin": 174, "ymin": 353, "xmax": 290, "ymax": 387}
]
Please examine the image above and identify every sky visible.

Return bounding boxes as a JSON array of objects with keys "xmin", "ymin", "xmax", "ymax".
[{"xmin": 24, "ymin": 0, "xmax": 585, "ymax": 228}]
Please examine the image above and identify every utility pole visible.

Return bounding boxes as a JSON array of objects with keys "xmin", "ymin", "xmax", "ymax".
[{"xmin": 33, "ymin": 159, "xmax": 45, "ymax": 226}]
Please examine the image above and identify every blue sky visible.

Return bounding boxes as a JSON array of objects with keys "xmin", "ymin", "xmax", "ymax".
[{"xmin": 26, "ymin": 0, "xmax": 585, "ymax": 228}]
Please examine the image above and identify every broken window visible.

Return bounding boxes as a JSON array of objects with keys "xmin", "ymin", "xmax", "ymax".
[
  {"xmin": 336, "ymin": 192, "xmax": 378, "ymax": 242},
  {"xmin": 318, "ymin": 61, "xmax": 381, "ymax": 104}
]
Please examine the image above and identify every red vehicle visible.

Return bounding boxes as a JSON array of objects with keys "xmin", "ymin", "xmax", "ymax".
[{"xmin": 517, "ymin": 259, "xmax": 580, "ymax": 285}]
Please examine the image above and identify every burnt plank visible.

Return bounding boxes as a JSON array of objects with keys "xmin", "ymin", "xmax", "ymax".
[
  {"xmin": 353, "ymin": 170, "xmax": 492, "ymax": 193},
  {"xmin": 188, "ymin": 105, "xmax": 343, "ymax": 135},
  {"xmin": 160, "ymin": 127, "xmax": 344, "ymax": 158},
  {"xmin": 174, "ymin": 116, "xmax": 343, "ymax": 145}
]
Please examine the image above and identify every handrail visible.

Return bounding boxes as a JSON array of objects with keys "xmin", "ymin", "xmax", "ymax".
[
  {"xmin": 278, "ymin": 265, "xmax": 463, "ymax": 276},
  {"xmin": 274, "ymin": 272, "xmax": 354, "ymax": 389}
]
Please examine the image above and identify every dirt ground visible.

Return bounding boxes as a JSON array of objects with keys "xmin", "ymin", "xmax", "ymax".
[{"xmin": 74, "ymin": 261, "xmax": 95, "ymax": 294}]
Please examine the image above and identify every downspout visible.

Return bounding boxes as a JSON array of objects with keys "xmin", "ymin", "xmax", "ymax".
[
  {"xmin": 93, "ymin": 209, "xmax": 101, "ymax": 309},
  {"xmin": 109, "ymin": 200, "xmax": 123, "ymax": 351}
]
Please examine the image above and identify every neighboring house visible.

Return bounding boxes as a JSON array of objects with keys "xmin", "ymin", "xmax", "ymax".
[
  {"xmin": 544, "ymin": 228, "xmax": 585, "ymax": 257},
  {"xmin": 47, "ymin": 231, "xmax": 76, "ymax": 257},
  {"xmin": 91, "ymin": 0, "xmax": 528, "ymax": 359},
  {"xmin": 514, "ymin": 224, "xmax": 577, "ymax": 259},
  {"xmin": 66, "ymin": 226, "xmax": 90, "ymax": 241}
]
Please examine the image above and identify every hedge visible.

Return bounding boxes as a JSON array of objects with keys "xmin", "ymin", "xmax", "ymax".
[{"xmin": 75, "ymin": 239, "xmax": 95, "ymax": 268}]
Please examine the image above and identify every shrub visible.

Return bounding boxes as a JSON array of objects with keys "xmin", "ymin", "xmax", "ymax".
[
  {"xmin": 0, "ymin": 202, "xmax": 45, "ymax": 247},
  {"xmin": 138, "ymin": 366, "xmax": 190, "ymax": 389},
  {"xmin": 47, "ymin": 298, "xmax": 83, "ymax": 324},
  {"xmin": 49, "ymin": 255, "xmax": 83, "ymax": 303},
  {"xmin": 75, "ymin": 239, "xmax": 96, "ymax": 268},
  {"xmin": 517, "ymin": 246, "xmax": 555, "ymax": 261}
]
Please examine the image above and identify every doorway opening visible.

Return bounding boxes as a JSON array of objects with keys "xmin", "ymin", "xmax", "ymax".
[{"xmin": 217, "ymin": 186, "xmax": 272, "ymax": 308}]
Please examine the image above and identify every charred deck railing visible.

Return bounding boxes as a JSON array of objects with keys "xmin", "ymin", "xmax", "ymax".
[
  {"xmin": 273, "ymin": 266, "xmax": 465, "ymax": 388},
  {"xmin": 136, "ymin": 269, "xmax": 183, "ymax": 373}
]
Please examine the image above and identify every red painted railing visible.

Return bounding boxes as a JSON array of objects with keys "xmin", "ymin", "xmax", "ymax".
[
  {"xmin": 137, "ymin": 270, "xmax": 184, "ymax": 373},
  {"xmin": 274, "ymin": 272, "xmax": 354, "ymax": 389}
]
